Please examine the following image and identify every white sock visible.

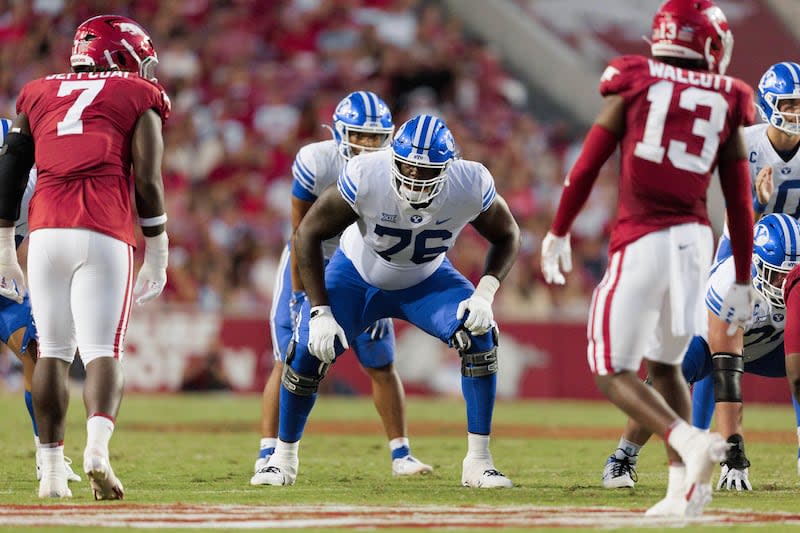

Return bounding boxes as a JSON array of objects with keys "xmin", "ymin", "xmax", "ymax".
[
  {"xmin": 274, "ymin": 439, "xmax": 299, "ymax": 464},
  {"xmin": 614, "ymin": 437, "xmax": 641, "ymax": 461},
  {"xmin": 260, "ymin": 437, "xmax": 277, "ymax": 451},
  {"xmin": 39, "ymin": 444, "xmax": 65, "ymax": 472},
  {"xmin": 86, "ymin": 416, "xmax": 115, "ymax": 457},
  {"xmin": 665, "ymin": 463, "xmax": 686, "ymax": 498},
  {"xmin": 466, "ymin": 433, "xmax": 491, "ymax": 461},
  {"xmin": 389, "ymin": 437, "xmax": 409, "ymax": 451}
]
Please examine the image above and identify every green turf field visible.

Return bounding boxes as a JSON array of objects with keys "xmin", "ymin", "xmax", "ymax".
[{"xmin": 2, "ymin": 390, "xmax": 800, "ymax": 531}]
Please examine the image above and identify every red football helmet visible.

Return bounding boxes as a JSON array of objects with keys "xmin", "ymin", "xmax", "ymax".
[
  {"xmin": 70, "ymin": 15, "xmax": 158, "ymax": 81},
  {"xmin": 650, "ymin": 0, "xmax": 733, "ymax": 75}
]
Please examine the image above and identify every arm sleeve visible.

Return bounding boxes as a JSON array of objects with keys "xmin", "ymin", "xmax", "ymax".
[
  {"xmin": 291, "ymin": 149, "xmax": 318, "ymax": 202},
  {"xmin": 719, "ymin": 157, "xmax": 754, "ymax": 283},
  {"xmin": 478, "ymin": 164, "xmax": 496, "ymax": 213},
  {"xmin": 550, "ymin": 124, "xmax": 618, "ymax": 236},
  {"xmin": 704, "ymin": 259, "xmax": 734, "ymax": 317},
  {"xmin": 337, "ymin": 159, "xmax": 361, "ymax": 209}
]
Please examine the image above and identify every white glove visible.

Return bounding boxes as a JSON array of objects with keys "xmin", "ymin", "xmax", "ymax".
[
  {"xmin": 719, "ymin": 282, "xmax": 755, "ymax": 335},
  {"xmin": 456, "ymin": 275, "xmax": 499, "ymax": 336},
  {"xmin": 541, "ymin": 231, "xmax": 572, "ymax": 285},
  {"xmin": 134, "ymin": 232, "xmax": 168, "ymax": 305},
  {"xmin": 717, "ymin": 464, "xmax": 752, "ymax": 491},
  {"xmin": 0, "ymin": 226, "xmax": 25, "ymax": 303},
  {"xmin": 365, "ymin": 318, "xmax": 392, "ymax": 341},
  {"xmin": 307, "ymin": 305, "xmax": 348, "ymax": 364}
]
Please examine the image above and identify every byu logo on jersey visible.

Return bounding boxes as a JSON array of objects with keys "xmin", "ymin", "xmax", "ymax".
[
  {"xmin": 782, "ymin": 167, "xmax": 792, "ymax": 175},
  {"xmin": 410, "ymin": 214, "xmax": 423, "ymax": 224}
]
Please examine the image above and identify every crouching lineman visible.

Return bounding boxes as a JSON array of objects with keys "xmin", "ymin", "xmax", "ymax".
[{"xmin": 255, "ymin": 114, "xmax": 520, "ymax": 487}]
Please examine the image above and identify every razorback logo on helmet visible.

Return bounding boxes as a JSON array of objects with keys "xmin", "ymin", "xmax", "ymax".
[{"xmin": 117, "ymin": 21, "xmax": 149, "ymax": 38}]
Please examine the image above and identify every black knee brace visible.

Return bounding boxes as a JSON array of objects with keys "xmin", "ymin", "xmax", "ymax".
[
  {"xmin": 451, "ymin": 328, "xmax": 498, "ymax": 378},
  {"xmin": 711, "ymin": 352, "xmax": 744, "ymax": 402},
  {"xmin": 280, "ymin": 340, "xmax": 324, "ymax": 396}
]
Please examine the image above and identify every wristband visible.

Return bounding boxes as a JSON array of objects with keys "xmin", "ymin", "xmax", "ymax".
[
  {"xmin": 139, "ymin": 214, "xmax": 168, "ymax": 227},
  {"xmin": 474, "ymin": 275, "xmax": 500, "ymax": 302}
]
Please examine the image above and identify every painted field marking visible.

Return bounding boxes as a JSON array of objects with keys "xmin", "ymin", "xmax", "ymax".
[{"xmin": 0, "ymin": 504, "xmax": 798, "ymax": 529}]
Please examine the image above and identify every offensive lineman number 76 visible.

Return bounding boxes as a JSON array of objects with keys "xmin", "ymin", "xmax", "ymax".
[{"xmin": 56, "ymin": 80, "xmax": 105, "ymax": 136}]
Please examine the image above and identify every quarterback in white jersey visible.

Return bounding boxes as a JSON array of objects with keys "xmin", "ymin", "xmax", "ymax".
[
  {"xmin": 252, "ymin": 91, "xmax": 433, "ymax": 485},
  {"xmin": 258, "ymin": 114, "xmax": 520, "ymax": 489}
]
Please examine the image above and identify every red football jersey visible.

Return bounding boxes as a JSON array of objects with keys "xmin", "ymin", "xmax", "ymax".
[
  {"xmin": 16, "ymin": 71, "xmax": 170, "ymax": 247},
  {"xmin": 783, "ymin": 264, "xmax": 800, "ymax": 355},
  {"xmin": 600, "ymin": 55, "xmax": 754, "ymax": 252}
]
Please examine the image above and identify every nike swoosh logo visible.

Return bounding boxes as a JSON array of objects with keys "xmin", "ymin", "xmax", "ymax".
[
  {"xmin": 678, "ymin": 244, "xmax": 691, "ymax": 250},
  {"xmin": 435, "ymin": 218, "xmax": 452, "ymax": 225}
]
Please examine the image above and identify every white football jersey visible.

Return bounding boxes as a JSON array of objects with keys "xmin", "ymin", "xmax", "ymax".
[
  {"xmin": 705, "ymin": 255, "xmax": 785, "ymax": 363},
  {"xmin": 291, "ymin": 139, "xmax": 346, "ymax": 259},
  {"xmin": 15, "ymin": 167, "xmax": 37, "ymax": 241},
  {"xmin": 337, "ymin": 150, "xmax": 496, "ymax": 290},
  {"xmin": 745, "ymin": 123, "xmax": 800, "ymax": 217}
]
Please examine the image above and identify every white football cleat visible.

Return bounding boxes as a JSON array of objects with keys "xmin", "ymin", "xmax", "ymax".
[
  {"xmin": 601, "ymin": 455, "xmax": 637, "ymax": 489},
  {"xmin": 84, "ymin": 450, "xmax": 124, "ymax": 500},
  {"xmin": 681, "ymin": 431, "xmax": 728, "ymax": 517},
  {"xmin": 250, "ymin": 458, "xmax": 297, "ymax": 486},
  {"xmin": 254, "ymin": 456, "xmax": 270, "ymax": 475},
  {"xmin": 38, "ymin": 457, "xmax": 72, "ymax": 499},
  {"xmin": 36, "ymin": 451, "xmax": 82, "ymax": 482},
  {"xmin": 461, "ymin": 456, "xmax": 513, "ymax": 488},
  {"xmin": 645, "ymin": 495, "xmax": 687, "ymax": 517},
  {"xmin": 392, "ymin": 455, "xmax": 433, "ymax": 476}
]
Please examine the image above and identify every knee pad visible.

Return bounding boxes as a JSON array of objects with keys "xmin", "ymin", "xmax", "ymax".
[
  {"xmin": 451, "ymin": 327, "xmax": 498, "ymax": 378},
  {"xmin": 280, "ymin": 340, "xmax": 325, "ymax": 396},
  {"xmin": 711, "ymin": 352, "xmax": 744, "ymax": 402}
]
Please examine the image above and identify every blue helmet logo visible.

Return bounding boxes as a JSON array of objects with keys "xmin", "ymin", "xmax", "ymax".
[{"xmin": 752, "ymin": 213, "xmax": 800, "ymax": 308}]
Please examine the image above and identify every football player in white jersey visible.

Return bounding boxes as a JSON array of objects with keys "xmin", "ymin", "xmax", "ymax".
[
  {"xmin": 251, "ymin": 92, "xmax": 433, "ymax": 485},
  {"xmin": 255, "ymin": 114, "xmax": 519, "ymax": 488},
  {"xmin": 0, "ymin": 118, "xmax": 80, "ymax": 484},
  {"xmin": 603, "ymin": 62, "xmax": 800, "ymax": 493}
]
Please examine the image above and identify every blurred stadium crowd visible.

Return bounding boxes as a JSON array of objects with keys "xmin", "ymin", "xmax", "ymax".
[{"xmin": 0, "ymin": 0, "xmax": 619, "ymax": 321}]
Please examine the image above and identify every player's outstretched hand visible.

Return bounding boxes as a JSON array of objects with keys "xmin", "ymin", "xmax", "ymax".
[
  {"xmin": 541, "ymin": 232, "xmax": 571, "ymax": 285},
  {"xmin": 308, "ymin": 305, "xmax": 348, "ymax": 364},
  {"xmin": 457, "ymin": 275, "xmax": 499, "ymax": 336},
  {"xmin": 134, "ymin": 232, "xmax": 168, "ymax": 305},
  {"xmin": 719, "ymin": 282, "xmax": 755, "ymax": 335},
  {"xmin": 0, "ymin": 227, "xmax": 25, "ymax": 303},
  {"xmin": 365, "ymin": 318, "xmax": 392, "ymax": 340},
  {"xmin": 717, "ymin": 465, "xmax": 752, "ymax": 491}
]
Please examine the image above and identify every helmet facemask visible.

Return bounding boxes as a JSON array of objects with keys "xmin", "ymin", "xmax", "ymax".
[
  {"xmin": 334, "ymin": 121, "xmax": 394, "ymax": 160},
  {"xmin": 752, "ymin": 254, "xmax": 793, "ymax": 308},
  {"xmin": 391, "ymin": 156, "xmax": 449, "ymax": 205},
  {"xmin": 764, "ymin": 95, "xmax": 800, "ymax": 136}
]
